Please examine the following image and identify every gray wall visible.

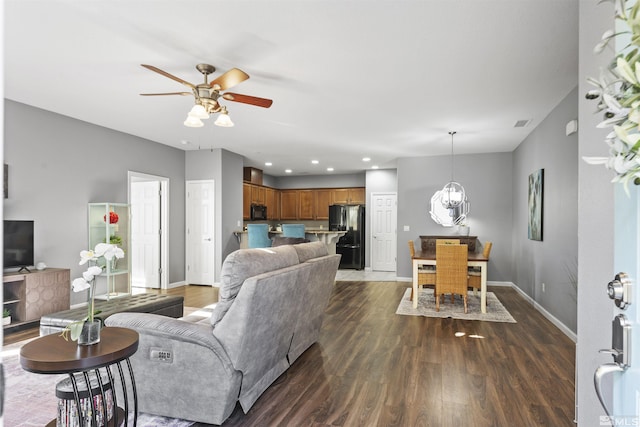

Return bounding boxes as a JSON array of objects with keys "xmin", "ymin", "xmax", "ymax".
[
  {"xmin": 577, "ymin": 1, "xmax": 616, "ymax": 424},
  {"xmin": 396, "ymin": 152, "xmax": 513, "ymax": 281},
  {"xmin": 512, "ymin": 87, "xmax": 578, "ymax": 332},
  {"xmin": 4, "ymin": 100, "xmax": 186, "ymax": 305},
  {"xmin": 269, "ymin": 173, "xmax": 365, "ymax": 189},
  {"xmin": 185, "ymin": 148, "xmax": 243, "ymax": 281}
]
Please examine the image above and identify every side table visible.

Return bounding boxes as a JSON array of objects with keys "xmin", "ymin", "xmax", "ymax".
[{"xmin": 20, "ymin": 326, "xmax": 139, "ymax": 427}]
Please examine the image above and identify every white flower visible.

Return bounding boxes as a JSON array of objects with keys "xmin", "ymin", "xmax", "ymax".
[
  {"xmin": 79, "ymin": 250, "xmax": 96, "ymax": 265},
  {"xmin": 617, "ymin": 57, "xmax": 638, "ymax": 85},
  {"xmin": 83, "ymin": 266, "xmax": 102, "ymax": 281},
  {"xmin": 594, "ymin": 29, "xmax": 616, "ymax": 53},
  {"xmin": 72, "ymin": 277, "xmax": 91, "ymax": 292},
  {"xmin": 103, "ymin": 244, "xmax": 124, "ymax": 261},
  {"xmin": 93, "ymin": 243, "xmax": 111, "ymax": 257}
]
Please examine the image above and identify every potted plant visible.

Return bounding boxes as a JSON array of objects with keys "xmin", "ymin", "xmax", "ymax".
[{"xmin": 3, "ymin": 308, "xmax": 11, "ymax": 325}]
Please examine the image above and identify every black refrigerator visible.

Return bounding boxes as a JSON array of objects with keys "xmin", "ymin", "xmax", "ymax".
[{"xmin": 329, "ymin": 204, "xmax": 365, "ymax": 270}]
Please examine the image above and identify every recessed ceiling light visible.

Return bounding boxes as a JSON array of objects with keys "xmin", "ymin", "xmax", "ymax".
[
  {"xmin": 371, "ymin": 165, "xmax": 379, "ymax": 169},
  {"xmin": 327, "ymin": 167, "xmax": 334, "ymax": 172},
  {"xmin": 265, "ymin": 162, "xmax": 272, "ymax": 166},
  {"xmin": 311, "ymin": 160, "xmax": 319, "ymax": 164},
  {"xmin": 285, "ymin": 169, "xmax": 292, "ymax": 174},
  {"xmin": 362, "ymin": 157, "xmax": 371, "ymax": 162},
  {"xmin": 180, "ymin": 140, "xmax": 189, "ymax": 145}
]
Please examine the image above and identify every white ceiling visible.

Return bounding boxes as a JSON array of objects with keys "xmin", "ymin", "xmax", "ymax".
[{"xmin": 5, "ymin": 0, "xmax": 578, "ymax": 177}]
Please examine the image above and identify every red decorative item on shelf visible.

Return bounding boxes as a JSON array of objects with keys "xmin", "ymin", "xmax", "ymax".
[{"xmin": 104, "ymin": 211, "xmax": 119, "ymax": 224}]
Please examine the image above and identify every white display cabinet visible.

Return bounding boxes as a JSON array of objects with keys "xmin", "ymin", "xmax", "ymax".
[{"xmin": 88, "ymin": 203, "xmax": 131, "ymax": 299}]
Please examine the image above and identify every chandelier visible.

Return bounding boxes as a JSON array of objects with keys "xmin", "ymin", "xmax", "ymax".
[
  {"xmin": 184, "ymin": 103, "xmax": 234, "ymax": 128},
  {"xmin": 429, "ymin": 131, "xmax": 469, "ymax": 226}
]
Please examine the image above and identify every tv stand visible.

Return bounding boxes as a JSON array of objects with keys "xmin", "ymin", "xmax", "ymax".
[
  {"xmin": 3, "ymin": 268, "xmax": 70, "ymax": 332},
  {"xmin": 17, "ymin": 266, "xmax": 31, "ymax": 273}
]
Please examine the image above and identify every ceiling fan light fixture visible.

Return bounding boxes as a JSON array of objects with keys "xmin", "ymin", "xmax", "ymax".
[
  {"xmin": 184, "ymin": 115, "xmax": 204, "ymax": 128},
  {"xmin": 214, "ymin": 108, "xmax": 234, "ymax": 127},
  {"xmin": 188, "ymin": 104, "xmax": 209, "ymax": 120}
]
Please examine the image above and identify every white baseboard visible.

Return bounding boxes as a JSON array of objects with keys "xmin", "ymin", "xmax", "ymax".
[
  {"xmin": 167, "ymin": 280, "xmax": 186, "ymax": 289},
  {"xmin": 397, "ymin": 276, "xmax": 411, "ymax": 282},
  {"xmin": 509, "ymin": 283, "xmax": 577, "ymax": 342}
]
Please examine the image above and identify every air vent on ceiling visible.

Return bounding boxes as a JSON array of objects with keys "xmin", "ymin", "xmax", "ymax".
[{"xmin": 514, "ymin": 119, "xmax": 531, "ymax": 128}]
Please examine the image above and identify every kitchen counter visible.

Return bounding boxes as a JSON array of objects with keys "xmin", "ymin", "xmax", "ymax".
[{"xmin": 234, "ymin": 229, "xmax": 347, "ymax": 254}]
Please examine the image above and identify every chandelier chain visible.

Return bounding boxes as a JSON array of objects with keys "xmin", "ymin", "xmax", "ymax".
[{"xmin": 449, "ymin": 131, "xmax": 456, "ymax": 182}]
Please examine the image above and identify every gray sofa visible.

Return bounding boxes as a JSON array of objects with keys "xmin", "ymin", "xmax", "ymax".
[{"xmin": 105, "ymin": 241, "xmax": 340, "ymax": 425}]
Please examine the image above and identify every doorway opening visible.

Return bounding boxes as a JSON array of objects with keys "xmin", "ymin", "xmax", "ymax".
[{"xmin": 128, "ymin": 171, "xmax": 169, "ymax": 290}]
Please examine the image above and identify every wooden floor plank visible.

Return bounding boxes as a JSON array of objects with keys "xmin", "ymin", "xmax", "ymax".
[{"xmin": 5, "ymin": 282, "xmax": 576, "ymax": 426}]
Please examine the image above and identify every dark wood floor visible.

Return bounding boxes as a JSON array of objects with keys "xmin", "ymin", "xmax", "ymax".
[{"xmin": 4, "ymin": 282, "xmax": 576, "ymax": 426}]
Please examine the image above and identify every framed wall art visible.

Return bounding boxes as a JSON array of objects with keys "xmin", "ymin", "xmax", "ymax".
[{"xmin": 528, "ymin": 168, "xmax": 543, "ymax": 241}]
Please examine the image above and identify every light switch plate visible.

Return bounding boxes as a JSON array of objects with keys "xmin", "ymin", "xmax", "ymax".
[{"xmin": 403, "ymin": 225, "xmax": 410, "ymax": 231}]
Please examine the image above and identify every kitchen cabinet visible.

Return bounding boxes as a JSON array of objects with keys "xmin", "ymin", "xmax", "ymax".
[
  {"xmin": 243, "ymin": 184, "xmax": 252, "ymax": 220},
  {"xmin": 331, "ymin": 188, "xmax": 365, "ymax": 204},
  {"xmin": 298, "ymin": 190, "xmax": 315, "ymax": 220},
  {"xmin": 251, "ymin": 185, "xmax": 266, "ymax": 205},
  {"xmin": 243, "ymin": 185, "xmax": 365, "ymax": 221},
  {"xmin": 265, "ymin": 187, "xmax": 280, "ymax": 220},
  {"xmin": 315, "ymin": 189, "xmax": 332, "ymax": 220},
  {"xmin": 244, "ymin": 183, "xmax": 270, "ymax": 220},
  {"xmin": 280, "ymin": 190, "xmax": 299, "ymax": 220}
]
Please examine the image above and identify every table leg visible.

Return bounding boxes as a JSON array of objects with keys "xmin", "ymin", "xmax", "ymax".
[
  {"xmin": 480, "ymin": 262, "xmax": 487, "ymax": 314},
  {"xmin": 68, "ymin": 373, "xmax": 84, "ymax": 426},
  {"xmin": 412, "ymin": 259, "xmax": 419, "ymax": 309},
  {"xmin": 126, "ymin": 358, "xmax": 139, "ymax": 427}
]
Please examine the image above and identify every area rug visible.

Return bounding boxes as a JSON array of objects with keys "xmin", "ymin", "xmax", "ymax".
[
  {"xmin": 2, "ymin": 338, "xmax": 195, "ymax": 427},
  {"xmin": 395, "ymin": 288, "xmax": 517, "ymax": 323}
]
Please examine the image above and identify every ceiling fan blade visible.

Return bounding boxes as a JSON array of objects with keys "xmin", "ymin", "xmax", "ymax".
[
  {"xmin": 141, "ymin": 64, "xmax": 196, "ymax": 90},
  {"xmin": 140, "ymin": 92, "xmax": 192, "ymax": 96},
  {"xmin": 223, "ymin": 92, "xmax": 273, "ymax": 108},
  {"xmin": 210, "ymin": 68, "xmax": 250, "ymax": 90}
]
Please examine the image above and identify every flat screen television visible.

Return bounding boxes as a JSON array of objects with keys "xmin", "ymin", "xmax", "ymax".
[{"xmin": 3, "ymin": 220, "xmax": 34, "ymax": 272}]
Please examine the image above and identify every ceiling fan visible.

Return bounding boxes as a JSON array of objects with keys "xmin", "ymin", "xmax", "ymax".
[{"xmin": 140, "ymin": 63, "xmax": 273, "ymax": 128}]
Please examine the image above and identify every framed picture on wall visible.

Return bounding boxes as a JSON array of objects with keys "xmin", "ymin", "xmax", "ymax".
[{"xmin": 528, "ymin": 168, "xmax": 543, "ymax": 241}]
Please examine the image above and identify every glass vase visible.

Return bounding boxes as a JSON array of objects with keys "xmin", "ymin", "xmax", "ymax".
[{"xmin": 78, "ymin": 320, "xmax": 101, "ymax": 346}]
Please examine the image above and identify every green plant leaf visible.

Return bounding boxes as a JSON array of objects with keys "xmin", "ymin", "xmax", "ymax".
[{"xmin": 69, "ymin": 322, "xmax": 84, "ymax": 341}]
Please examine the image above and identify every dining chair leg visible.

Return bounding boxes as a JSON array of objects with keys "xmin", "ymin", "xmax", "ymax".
[
  {"xmin": 463, "ymin": 295, "xmax": 468, "ymax": 313},
  {"xmin": 435, "ymin": 292, "xmax": 440, "ymax": 312}
]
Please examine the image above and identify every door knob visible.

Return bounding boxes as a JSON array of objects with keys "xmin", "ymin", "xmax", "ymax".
[
  {"xmin": 607, "ymin": 272, "xmax": 632, "ymax": 309},
  {"xmin": 594, "ymin": 363, "xmax": 625, "ymax": 417}
]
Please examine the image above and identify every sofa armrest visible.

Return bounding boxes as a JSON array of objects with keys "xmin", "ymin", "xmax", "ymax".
[{"xmin": 105, "ymin": 312, "xmax": 234, "ymax": 372}]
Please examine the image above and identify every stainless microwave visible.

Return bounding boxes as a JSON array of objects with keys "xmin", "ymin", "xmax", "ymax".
[{"xmin": 250, "ymin": 204, "xmax": 267, "ymax": 221}]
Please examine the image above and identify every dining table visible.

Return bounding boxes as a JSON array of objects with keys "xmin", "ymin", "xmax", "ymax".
[{"xmin": 412, "ymin": 249, "xmax": 490, "ymax": 313}]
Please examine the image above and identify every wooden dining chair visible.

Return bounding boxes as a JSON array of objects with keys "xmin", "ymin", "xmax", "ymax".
[
  {"xmin": 408, "ymin": 240, "xmax": 435, "ymax": 301},
  {"xmin": 435, "ymin": 243, "xmax": 469, "ymax": 313},
  {"xmin": 468, "ymin": 242, "xmax": 492, "ymax": 294}
]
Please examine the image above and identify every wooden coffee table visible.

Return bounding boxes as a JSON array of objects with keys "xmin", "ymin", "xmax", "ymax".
[{"xmin": 20, "ymin": 326, "xmax": 139, "ymax": 426}]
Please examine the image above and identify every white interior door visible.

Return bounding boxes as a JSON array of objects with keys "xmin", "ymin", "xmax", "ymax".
[
  {"xmin": 371, "ymin": 193, "xmax": 397, "ymax": 271},
  {"xmin": 186, "ymin": 180, "xmax": 215, "ymax": 286},
  {"xmin": 131, "ymin": 180, "xmax": 161, "ymax": 288}
]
